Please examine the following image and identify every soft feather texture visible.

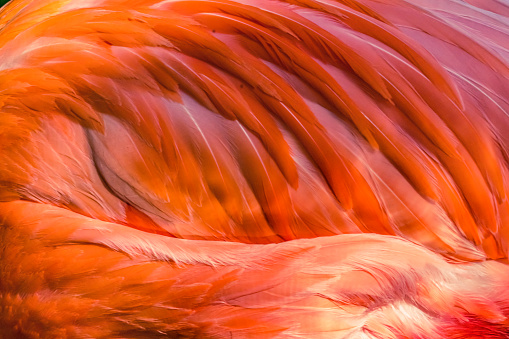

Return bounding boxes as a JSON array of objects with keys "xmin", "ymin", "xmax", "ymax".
[{"xmin": 1, "ymin": 0, "xmax": 509, "ymax": 337}]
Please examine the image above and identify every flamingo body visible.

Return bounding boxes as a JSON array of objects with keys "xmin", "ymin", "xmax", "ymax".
[{"xmin": 1, "ymin": 0, "xmax": 509, "ymax": 337}]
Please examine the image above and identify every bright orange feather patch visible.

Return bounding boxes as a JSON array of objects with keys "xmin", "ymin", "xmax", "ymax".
[{"xmin": 1, "ymin": 0, "xmax": 509, "ymax": 337}]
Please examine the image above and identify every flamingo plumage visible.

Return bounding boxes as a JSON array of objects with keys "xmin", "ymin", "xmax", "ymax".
[{"xmin": 1, "ymin": 0, "xmax": 509, "ymax": 337}]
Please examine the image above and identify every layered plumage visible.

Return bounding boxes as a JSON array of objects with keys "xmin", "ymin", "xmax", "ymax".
[{"xmin": 1, "ymin": 0, "xmax": 509, "ymax": 337}]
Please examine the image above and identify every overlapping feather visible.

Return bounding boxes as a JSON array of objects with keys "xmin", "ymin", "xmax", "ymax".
[{"xmin": 1, "ymin": 0, "xmax": 509, "ymax": 337}]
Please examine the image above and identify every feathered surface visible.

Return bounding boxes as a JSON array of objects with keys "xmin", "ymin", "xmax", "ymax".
[{"xmin": 1, "ymin": 0, "xmax": 509, "ymax": 337}]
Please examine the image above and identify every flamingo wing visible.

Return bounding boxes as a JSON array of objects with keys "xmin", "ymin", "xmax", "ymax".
[{"xmin": 1, "ymin": 0, "xmax": 509, "ymax": 337}]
